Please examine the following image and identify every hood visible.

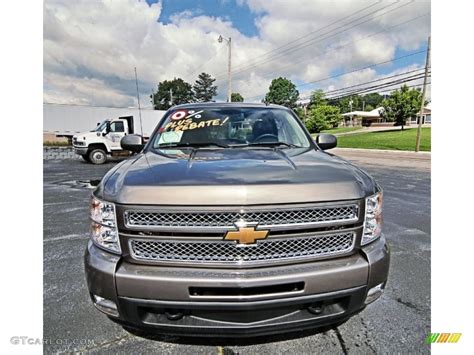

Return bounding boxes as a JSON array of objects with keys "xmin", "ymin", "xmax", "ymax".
[
  {"xmin": 73, "ymin": 131, "xmax": 102, "ymax": 141},
  {"xmin": 98, "ymin": 147, "xmax": 377, "ymax": 205}
]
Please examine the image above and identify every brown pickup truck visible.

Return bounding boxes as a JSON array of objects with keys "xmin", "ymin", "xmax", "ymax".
[{"xmin": 84, "ymin": 103, "xmax": 389, "ymax": 337}]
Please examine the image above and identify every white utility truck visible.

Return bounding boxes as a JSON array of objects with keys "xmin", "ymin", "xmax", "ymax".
[{"xmin": 72, "ymin": 113, "xmax": 164, "ymax": 164}]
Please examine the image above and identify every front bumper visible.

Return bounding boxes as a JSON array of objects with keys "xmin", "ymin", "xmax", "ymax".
[
  {"xmin": 73, "ymin": 145, "xmax": 88, "ymax": 155},
  {"xmin": 84, "ymin": 236, "xmax": 390, "ymax": 336}
]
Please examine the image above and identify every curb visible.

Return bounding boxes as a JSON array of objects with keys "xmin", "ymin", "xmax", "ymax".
[{"xmin": 332, "ymin": 147, "xmax": 431, "ymax": 155}]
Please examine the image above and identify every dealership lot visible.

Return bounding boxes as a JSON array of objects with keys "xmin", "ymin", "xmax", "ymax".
[{"xmin": 43, "ymin": 150, "xmax": 430, "ymax": 354}]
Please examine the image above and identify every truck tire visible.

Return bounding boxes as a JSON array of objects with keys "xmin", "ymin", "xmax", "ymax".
[
  {"xmin": 81, "ymin": 154, "xmax": 91, "ymax": 163},
  {"xmin": 88, "ymin": 148, "xmax": 107, "ymax": 165}
]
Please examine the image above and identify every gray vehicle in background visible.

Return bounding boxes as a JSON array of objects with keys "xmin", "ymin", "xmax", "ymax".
[{"xmin": 84, "ymin": 103, "xmax": 390, "ymax": 337}]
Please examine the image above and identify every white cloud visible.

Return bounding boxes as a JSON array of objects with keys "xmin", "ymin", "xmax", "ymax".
[
  {"xmin": 43, "ymin": 72, "xmax": 134, "ymax": 107},
  {"xmin": 44, "ymin": 0, "xmax": 431, "ymax": 106}
]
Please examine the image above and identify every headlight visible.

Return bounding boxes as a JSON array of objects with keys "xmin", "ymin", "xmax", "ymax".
[
  {"xmin": 362, "ymin": 191, "xmax": 383, "ymax": 246},
  {"xmin": 90, "ymin": 196, "xmax": 121, "ymax": 254}
]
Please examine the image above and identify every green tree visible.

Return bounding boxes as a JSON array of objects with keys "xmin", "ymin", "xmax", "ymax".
[
  {"xmin": 193, "ymin": 72, "xmax": 218, "ymax": 102},
  {"xmin": 151, "ymin": 78, "xmax": 193, "ymax": 110},
  {"xmin": 294, "ymin": 107, "xmax": 306, "ymax": 121},
  {"xmin": 264, "ymin": 77, "xmax": 299, "ymax": 108},
  {"xmin": 332, "ymin": 95, "xmax": 362, "ymax": 113},
  {"xmin": 381, "ymin": 85, "xmax": 423, "ymax": 129},
  {"xmin": 305, "ymin": 105, "xmax": 342, "ymax": 133},
  {"xmin": 362, "ymin": 93, "xmax": 384, "ymax": 109},
  {"xmin": 309, "ymin": 89, "xmax": 327, "ymax": 108},
  {"xmin": 365, "ymin": 104, "xmax": 375, "ymax": 112},
  {"xmin": 231, "ymin": 92, "xmax": 244, "ymax": 102},
  {"xmin": 304, "ymin": 89, "xmax": 342, "ymax": 133}
]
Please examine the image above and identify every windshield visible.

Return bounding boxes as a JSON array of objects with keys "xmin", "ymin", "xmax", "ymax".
[
  {"xmin": 93, "ymin": 120, "xmax": 108, "ymax": 132},
  {"xmin": 151, "ymin": 107, "xmax": 311, "ymax": 149}
]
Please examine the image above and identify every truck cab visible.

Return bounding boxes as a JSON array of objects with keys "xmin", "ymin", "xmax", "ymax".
[{"xmin": 73, "ymin": 117, "xmax": 133, "ymax": 164}]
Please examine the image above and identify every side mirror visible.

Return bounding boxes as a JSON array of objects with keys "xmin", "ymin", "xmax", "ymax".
[
  {"xmin": 121, "ymin": 134, "xmax": 144, "ymax": 153},
  {"xmin": 316, "ymin": 133, "xmax": 337, "ymax": 150},
  {"xmin": 102, "ymin": 122, "xmax": 111, "ymax": 136}
]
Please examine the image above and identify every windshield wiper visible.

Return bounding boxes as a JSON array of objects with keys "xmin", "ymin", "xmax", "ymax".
[
  {"xmin": 156, "ymin": 142, "xmax": 230, "ymax": 149},
  {"xmin": 232, "ymin": 142, "xmax": 301, "ymax": 148}
]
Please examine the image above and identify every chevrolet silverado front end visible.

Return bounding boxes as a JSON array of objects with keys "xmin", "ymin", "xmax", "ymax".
[{"xmin": 84, "ymin": 103, "xmax": 390, "ymax": 337}]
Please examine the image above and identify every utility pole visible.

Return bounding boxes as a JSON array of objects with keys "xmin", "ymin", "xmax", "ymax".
[
  {"xmin": 415, "ymin": 36, "xmax": 431, "ymax": 152},
  {"xmin": 349, "ymin": 97, "xmax": 353, "ymax": 126},
  {"xmin": 218, "ymin": 35, "xmax": 232, "ymax": 102},
  {"xmin": 134, "ymin": 67, "xmax": 144, "ymax": 136},
  {"xmin": 169, "ymin": 88, "xmax": 173, "ymax": 107},
  {"xmin": 227, "ymin": 37, "xmax": 232, "ymax": 102}
]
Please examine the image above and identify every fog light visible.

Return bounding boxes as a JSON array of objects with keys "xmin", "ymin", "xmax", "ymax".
[
  {"xmin": 365, "ymin": 283, "xmax": 385, "ymax": 305},
  {"xmin": 93, "ymin": 294, "xmax": 119, "ymax": 317}
]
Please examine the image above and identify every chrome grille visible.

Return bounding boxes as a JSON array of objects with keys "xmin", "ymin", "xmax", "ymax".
[
  {"xmin": 129, "ymin": 232, "xmax": 355, "ymax": 266},
  {"xmin": 124, "ymin": 205, "xmax": 358, "ymax": 230}
]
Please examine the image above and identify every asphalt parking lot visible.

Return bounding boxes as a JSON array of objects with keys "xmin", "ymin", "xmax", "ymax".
[{"xmin": 43, "ymin": 150, "xmax": 430, "ymax": 354}]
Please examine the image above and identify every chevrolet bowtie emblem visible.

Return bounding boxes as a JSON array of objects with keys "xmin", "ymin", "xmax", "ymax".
[{"xmin": 224, "ymin": 226, "xmax": 269, "ymax": 245}]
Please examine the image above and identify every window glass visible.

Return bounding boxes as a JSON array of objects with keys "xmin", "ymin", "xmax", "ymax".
[
  {"xmin": 110, "ymin": 121, "xmax": 125, "ymax": 133},
  {"xmin": 152, "ymin": 107, "xmax": 310, "ymax": 148}
]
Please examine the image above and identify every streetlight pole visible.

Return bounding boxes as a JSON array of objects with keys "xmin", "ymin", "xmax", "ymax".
[{"xmin": 218, "ymin": 35, "xmax": 232, "ymax": 102}]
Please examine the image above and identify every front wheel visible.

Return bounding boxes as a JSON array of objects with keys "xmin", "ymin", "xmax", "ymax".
[
  {"xmin": 81, "ymin": 154, "xmax": 91, "ymax": 163},
  {"xmin": 88, "ymin": 148, "xmax": 107, "ymax": 165}
]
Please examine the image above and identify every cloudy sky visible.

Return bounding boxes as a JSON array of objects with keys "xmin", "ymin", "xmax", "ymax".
[{"xmin": 43, "ymin": 0, "xmax": 431, "ymax": 108}]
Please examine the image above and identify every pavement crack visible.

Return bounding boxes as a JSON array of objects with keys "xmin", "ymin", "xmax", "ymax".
[
  {"xmin": 360, "ymin": 317, "xmax": 377, "ymax": 353},
  {"xmin": 333, "ymin": 327, "xmax": 348, "ymax": 355},
  {"xmin": 44, "ymin": 233, "xmax": 89, "ymax": 243},
  {"xmin": 395, "ymin": 297, "xmax": 423, "ymax": 312}
]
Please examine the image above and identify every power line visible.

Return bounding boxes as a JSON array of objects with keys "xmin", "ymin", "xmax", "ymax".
[
  {"xmin": 327, "ymin": 75, "xmax": 430, "ymax": 99},
  {"xmin": 215, "ymin": 1, "xmax": 401, "ymax": 79},
  {"xmin": 321, "ymin": 75, "xmax": 426, "ymax": 100},
  {"xmin": 299, "ymin": 81, "xmax": 431, "ymax": 106},
  {"xmin": 213, "ymin": 1, "xmax": 382, "ymax": 78},
  {"xmin": 321, "ymin": 68, "xmax": 428, "ymax": 96},
  {"xmin": 186, "ymin": 44, "xmax": 227, "ymax": 78},
  {"xmin": 214, "ymin": 1, "xmax": 413, "ymax": 82},
  {"xmin": 246, "ymin": 49, "xmax": 428, "ymax": 100},
  {"xmin": 297, "ymin": 68, "xmax": 430, "ymax": 100},
  {"xmin": 372, "ymin": 81, "xmax": 431, "ymax": 94},
  {"xmin": 326, "ymin": 73, "xmax": 431, "ymax": 100},
  {"xmin": 228, "ymin": 12, "xmax": 429, "ymax": 88}
]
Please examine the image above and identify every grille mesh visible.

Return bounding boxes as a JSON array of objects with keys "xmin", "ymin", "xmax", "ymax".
[
  {"xmin": 125, "ymin": 205, "xmax": 358, "ymax": 229},
  {"xmin": 129, "ymin": 232, "xmax": 354, "ymax": 265}
]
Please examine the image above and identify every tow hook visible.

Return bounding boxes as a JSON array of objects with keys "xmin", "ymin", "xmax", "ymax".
[
  {"xmin": 165, "ymin": 310, "xmax": 184, "ymax": 321},
  {"xmin": 308, "ymin": 302, "xmax": 324, "ymax": 315}
]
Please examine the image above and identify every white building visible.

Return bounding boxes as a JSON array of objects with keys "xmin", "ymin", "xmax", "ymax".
[
  {"xmin": 413, "ymin": 102, "xmax": 432, "ymax": 124},
  {"xmin": 342, "ymin": 107, "xmax": 385, "ymax": 126}
]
